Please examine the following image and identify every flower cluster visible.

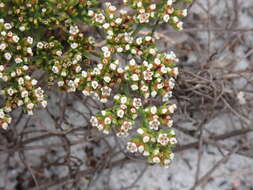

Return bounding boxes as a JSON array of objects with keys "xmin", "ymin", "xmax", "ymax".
[
  {"xmin": 0, "ymin": 0, "xmax": 191, "ymax": 167},
  {"xmin": 124, "ymin": 0, "xmax": 188, "ymax": 30},
  {"xmin": 90, "ymin": 94, "xmax": 142, "ymax": 136},
  {"xmin": 126, "ymin": 103, "xmax": 177, "ymax": 167}
]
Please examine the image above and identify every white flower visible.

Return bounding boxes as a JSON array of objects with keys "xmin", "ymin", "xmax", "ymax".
[
  {"xmin": 154, "ymin": 58, "xmax": 161, "ymax": 65},
  {"xmin": 143, "ymin": 70, "xmax": 153, "ymax": 80},
  {"xmin": 71, "ymin": 43, "xmax": 78, "ymax": 49},
  {"xmin": 27, "ymin": 36, "xmax": 33, "ymax": 44},
  {"xmin": 95, "ymin": 13, "xmax": 105, "ymax": 23},
  {"xmin": 141, "ymin": 85, "xmax": 148, "ymax": 92},
  {"xmin": 131, "ymin": 84, "xmax": 138, "ymax": 91},
  {"xmin": 167, "ymin": 119, "xmax": 173, "ymax": 127},
  {"xmin": 37, "ymin": 42, "xmax": 44, "ymax": 49},
  {"xmin": 168, "ymin": 104, "xmax": 177, "ymax": 113},
  {"xmin": 143, "ymin": 136, "xmax": 150, "ymax": 143},
  {"xmin": 117, "ymin": 109, "xmax": 124, "ymax": 118},
  {"xmin": 151, "ymin": 91, "xmax": 157, "ymax": 97},
  {"xmin": 167, "ymin": 0, "xmax": 173, "ymax": 6},
  {"xmin": 0, "ymin": 65, "xmax": 4, "ymax": 71},
  {"xmin": 170, "ymin": 137, "xmax": 177, "ymax": 144},
  {"xmin": 169, "ymin": 153, "xmax": 174, "ymax": 160},
  {"xmin": 31, "ymin": 79, "xmax": 37, "ymax": 86},
  {"xmin": 138, "ymin": 12, "xmax": 150, "ymax": 23},
  {"xmin": 127, "ymin": 142, "xmax": 138, "ymax": 153},
  {"xmin": 149, "ymin": 119, "xmax": 160, "ymax": 130},
  {"xmin": 145, "ymin": 36, "xmax": 152, "ymax": 41},
  {"xmin": 19, "ymin": 26, "xmax": 26, "ymax": 31},
  {"xmin": 115, "ymin": 18, "xmax": 122, "ymax": 24},
  {"xmin": 18, "ymin": 78, "xmax": 24, "ymax": 85},
  {"xmin": 103, "ymin": 76, "xmax": 111, "ymax": 83},
  {"xmin": 117, "ymin": 47, "xmax": 123, "ymax": 52},
  {"xmin": 15, "ymin": 58, "xmax": 23, "ymax": 64},
  {"xmin": 120, "ymin": 121, "xmax": 133, "ymax": 133},
  {"xmin": 104, "ymin": 117, "xmax": 111, "ymax": 125},
  {"xmin": 27, "ymin": 103, "xmax": 34, "ymax": 110},
  {"xmin": 120, "ymin": 96, "xmax": 128, "ymax": 104},
  {"xmin": 150, "ymin": 106, "xmax": 157, "ymax": 114},
  {"xmin": 2, "ymin": 122, "xmax": 8, "ymax": 130},
  {"xmin": 0, "ymin": 43, "xmax": 6, "ymax": 51},
  {"xmin": 21, "ymin": 90, "xmax": 28, "ymax": 98},
  {"xmin": 12, "ymin": 35, "xmax": 19, "ymax": 43},
  {"xmin": 138, "ymin": 145, "xmax": 144, "ymax": 153},
  {"xmin": 91, "ymin": 81, "xmax": 98, "ymax": 89},
  {"xmin": 23, "ymin": 65, "xmax": 29, "ymax": 71},
  {"xmin": 90, "ymin": 116, "xmax": 99, "ymax": 127},
  {"xmin": 7, "ymin": 88, "xmax": 14, "ymax": 96},
  {"xmin": 4, "ymin": 52, "xmax": 12, "ymax": 60},
  {"xmin": 88, "ymin": 10, "xmax": 94, "ymax": 17},
  {"xmin": 136, "ymin": 37, "xmax": 142, "ymax": 45},
  {"xmin": 153, "ymin": 157, "xmax": 161, "ymax": 164},
  {"xmin": 69, "ymin": 25, "xmax": 79, "ymax": 35},
  {"xmin": 137, "ymin": 128, "xmax": 144, "ymax": 135},
  {"xmin": 0, "ymin": 109, "xmax": 4, "ymax": 119},
  {"xmin": 143, "ymin": 151, "xmax": 150, "ymax": 156},
  {"xmin": 157, "ymin": 133, "xmax": 170, "ymax": 146},
  {"xmin": 17, "ymin": 100, "xmax": 23, "ymax": 106},
  {"xmin": 173, "ymin": 16, "xmax": 179, "ymax": 23},
  {"xmin": 101, "ymin": 86, "xmax": 111, "ymax": 96},
  {"xmin": 52, "ymin": 66, "xmax": 59, "ymax": 73},
  {"xmin": 177, "ymin": 21, "xmax": 183, "ymax": 30},
  {"xmin": 82, "ymin": 90, "xmax": 90, "ymax": 96},
  {"xmin": 104, "ymin": 51, "xmax": 111, "ymax": 58},
  {"xmin": 182, "ymin": 9, "xmax": 188, "ymax": 17},
  {"xmin": 172, "ymin": 67, "xmax": 179, "ymax": 76},
  {"xmin": 27, "ymin": 47, "xmax": 33, "ymax": 55},
  {"xmin": 117, "ymin": 67, "xmax": 124, "ymax": 74},
  {"xmin": 163, "ymin": 14, "xmax": 170, "ymax": 23},
  {"xmin": 133, "ymin": 98, "xmax": 142, "ymax": 109},
  {"xmin": 114, "ymin": 94, "xmax": 120, "ymax": 100},
  {"xmin": 149, "ymin": 48, "xmax": 156, "ymax": 55},
  {"xmin": 164, "ymin": 159, "xmax": 171, "ymax": 167},
  {"xmin": 4, "ymin": 23, "xmax": 12, "ymax": 30}
]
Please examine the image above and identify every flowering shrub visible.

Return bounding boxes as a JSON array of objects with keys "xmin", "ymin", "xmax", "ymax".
[{"xmin": 0, "ymin": 0, "xmax": 191, "ymax": 167}]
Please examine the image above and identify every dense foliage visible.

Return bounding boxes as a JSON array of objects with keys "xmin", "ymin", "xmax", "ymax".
[{"xmin": 0, "ymin": 0, "xmax": 191, "ymax": 167}]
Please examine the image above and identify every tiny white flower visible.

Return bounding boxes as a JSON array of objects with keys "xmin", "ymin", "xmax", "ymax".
[
  {"xmin": 163, "ymin": 14, "xmax": 170, "ymax": 22},
  {"xmin": 127, "ymin": 142, "xmax": 138, "ymax": 153},
  {"xmin": 27, "ymin": 103, "xmax": 34, "ymax": 110},
  {"xmin": 103, "ymin": 76, "xmax": 111, "ymax": 83},
  {"xmin": 12, "ymin": 35, "xmax": 20, "ymax": 43},
  {"xmin": 167, "ymin": 0, "xmax": 173, "ymax": 6},
  {"xmin": 88, "ymin": 10, "xmax": 94, "ymax": 17},
  {"xmin": 71, "ymin": 43, "xmax": 78, "ymax": 49},
  {"xmin": 115, "ymin": 18, "xmax": 122, "ymax": 24},
  {"xmin": 131, "ymin": 84, "xmax": 138, "ymax": 91},
  {"xmin": 2, "ymin": 122, "xmax": 8, "ymax": 130},
  {"xmin": 27, "ymin": 36, "xmax": 33, "ymax": 44},
  {"xmin": 170, "ymin": 137, "xmax": 177, "ymax": 144},
  {"xmin": 153, "ymin": 157, "xmax": 161, "ymax": 164},
  {"xmin": 4, "ymin": 52, "xmax": 12, "ymax": 60},
  {"xmin": 117, "ymin": 109, "xmax": 124, "ymax": 118},
  {"xmin": 137, "ymin": 128, "xmax": 144, "ymax": 135},
  {"xmin": 4, "ymin": 23, "xmax": 12, "ymax": 30},
  {"xmin": 120, "ymin": 96, "xmax": 128, "ymax": 104},
  {"xmin": 17, "ymin": 100, "xmax": 24, "ymax": 106},
  {"xmin": 138, "ymin": 145, "xmax": 144, "ymax": 153},
  {"xmin": 143, "ymin": 136, "xmax": 150, "ymax": 143},
  {"xmin": 150, "ymin": 106, "xmax": 157, "ymax": 114},
  {"xmin": 91, "ymin": 81, "xmax": 98, "ymax": 89},
  {"xmin": 182, "ymin": 9, "xmax": 188, "ymax": 17}
]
